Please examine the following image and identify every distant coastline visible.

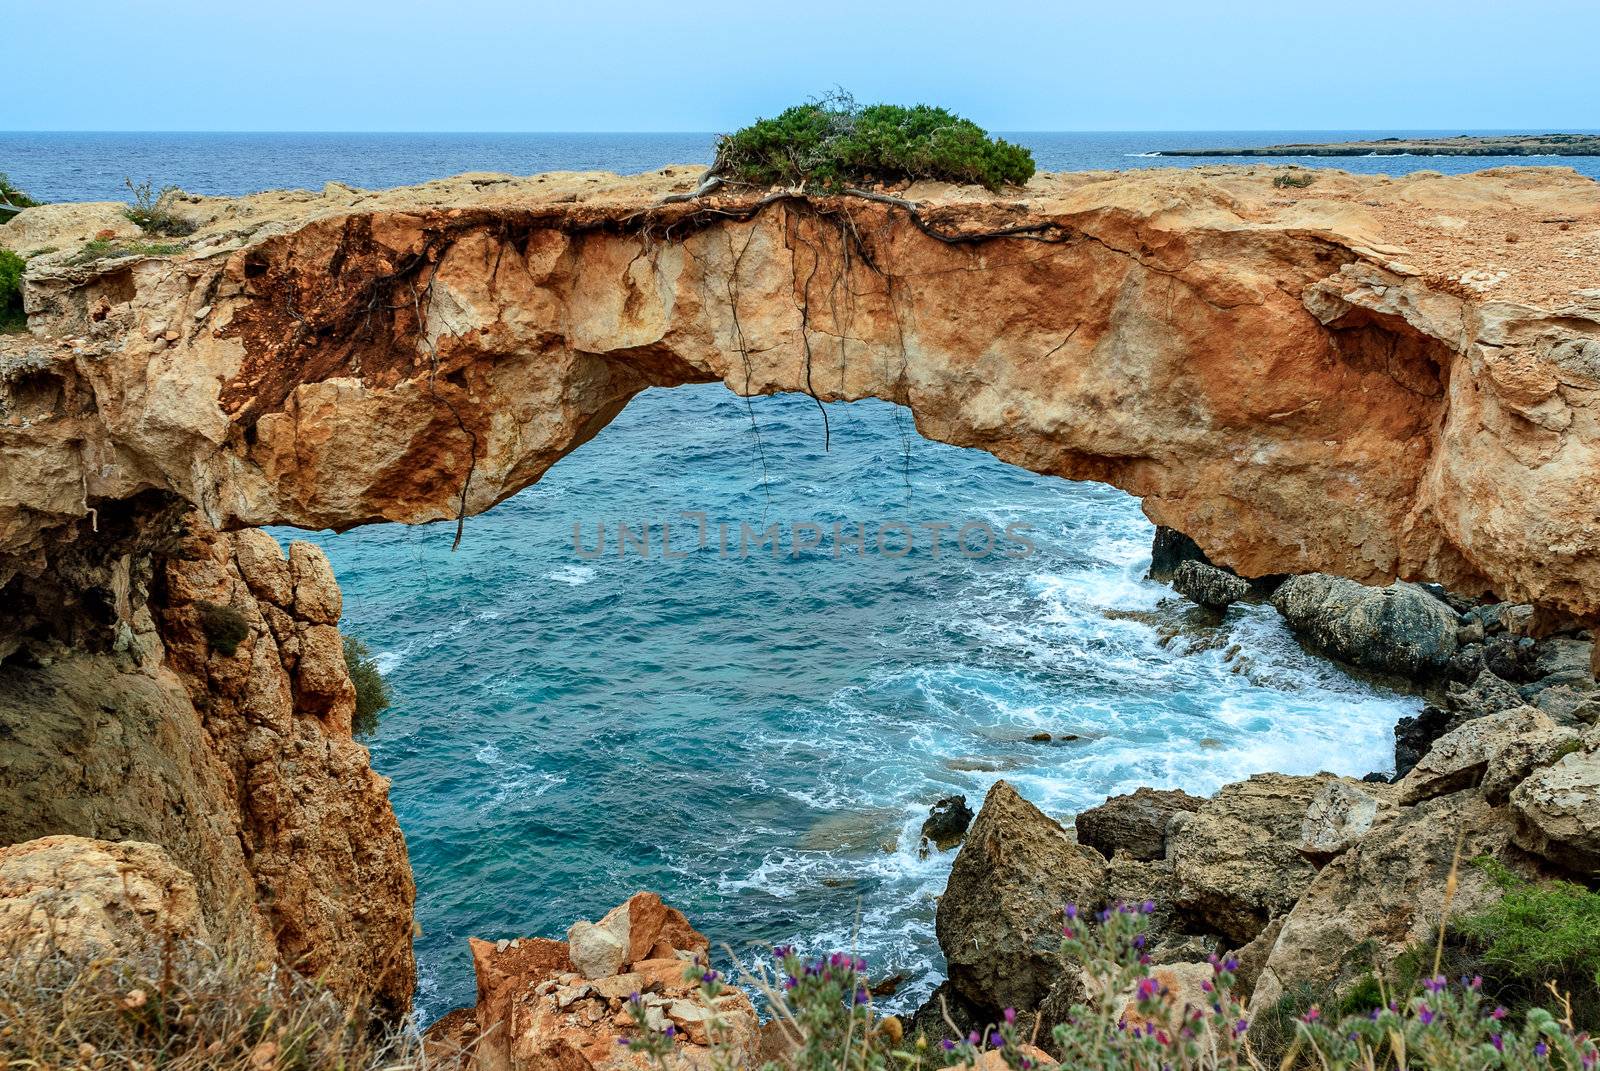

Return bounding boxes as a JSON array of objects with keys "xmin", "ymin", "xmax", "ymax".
[{"xmin": 1152, "ymin": 133, "xmax": 1600, "ymax": 157}]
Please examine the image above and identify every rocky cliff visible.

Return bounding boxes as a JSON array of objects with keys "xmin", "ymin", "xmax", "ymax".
[
  {"xmin": 3, "ymin": 164, "xmax": 1598, "ymax": 616},
  {"xmin": 2, "ymin": 163, "xmax": 1598, "ymax": 1018}
]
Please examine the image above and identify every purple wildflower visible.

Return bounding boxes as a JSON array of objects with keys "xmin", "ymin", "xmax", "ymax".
[
  {"xmin": 1492, "ymin": 1034, "xmax": 1504, "ymax": 1052},
  {"xmin": 1301, "ymin": 1006, "xmax": 1321, "ymax": 1024},
  {"xmin": 1492, "ymin": 1006, "xmax": 1509, "ymax": 1021},
  {"xmin": 1423, "ymin": 975, "xmax": 1446, "ymax": 994},
  {"xmin": 1141, "ymin": 899, "xmax": 1157, "ymax": 914},
  {"xmin": 1418, "ymin": 1005, "xmax": 1435, "ymax": 1026},
  {"xmin": 1222, "ymin": 956, "xmax": 1240, "ymax": 973},
  {"xmin": 1004, "ymin": 1007, "xmax": 1017, "ymax": 1024},
  {"xmin": 1537, "ymin": 1042, "xmax": 1550, "ymax": 1058},
  {"xmin": 942, "ymin": 1039, "xmax": 955, "ymax": 1052},
  {"xmin": 1233, "ymin": 1019, "xmax": 1248, "ymax": 1037},
  {"xmin": 1065, "ymin": 903, "xmax": 1079, "ymax": 920}
]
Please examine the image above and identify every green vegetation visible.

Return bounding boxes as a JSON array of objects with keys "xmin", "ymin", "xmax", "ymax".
[
  {"xmin": 66, "ymin": 237, "xmax": 187, "ymax": 266},
  {"xmin": 712, "ymin": 91, "xmax": 1035, "ymax": 193},
  {"xmin": 1457, "ymin": 859, "xmax": 1600, "ymax": 1010},
  {"xmin": 124, "ymin": 176, "xmax": 198, "ymax": 237},
  {"xmin": 0, "ymin": 249, "xmax": 24, "ymax": 332},
  {"xmin": 197, "ymin": 601, "xmax": 250, "ymax": 657},
  {"xmin": 0, "ymin": 173, "xmax": 39, "ymax": 213},
  {"xmin": 1272, "ymin": 170, "xmax": 1317, "ymax": 189},
  {"xmin": 343, "ymin": 635, "xmax": 391, "ymax": 738},
  {"xmin": 4, "ymin": 900, "xmax": 1598, "ymax": 1070}
]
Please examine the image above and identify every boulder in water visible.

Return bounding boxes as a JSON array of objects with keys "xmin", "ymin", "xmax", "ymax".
[
  {"xmin": 1271, "ymin": 574, "xmax": 1461, "ymax": 679},
  {"xmin": 920, "ymin": 795, "xmax": 975, "ymax": 851},
  {"xmin": 1172, "ymin": 560, "xmax": 1251, "ymax": 611}
]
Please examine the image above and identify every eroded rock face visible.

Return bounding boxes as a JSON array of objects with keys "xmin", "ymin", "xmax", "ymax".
[
  {"xmin": 1169, "ymin": 773, "xmax": 1331, "ymax": 944},
  {"xmin": 0, "ymin": 512, "xmax": 414, "ymax": 1016},
  {"xmin": 3, "ymin": 166, "xmax": 1598, "ymax": 621},
  {"xmin": 1250, "ymin": 791, "xmax": 1521, "ymax": 1014},
  {"xmin": 936, "ymin": 780, "xmax": 1105, "ymax": 1013},
  {"xmin": 0, "ymin": 835, "xmax": 207, "ymax": 961},
  {"xmin": 466, "ymin": 892, "xmax": 756, "ymax": 1071},
  {"xmin": 1510, "ymin": 744, "xmax": 1600, "ymax": 874}
]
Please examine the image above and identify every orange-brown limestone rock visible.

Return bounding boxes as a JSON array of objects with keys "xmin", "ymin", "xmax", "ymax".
[
  {"xmin": 2, "ymin": 165, "xmax": 1597, "ymax": 620},
  {"xmin": 463, "ymin": 892, "xmax": 756, "ymax": 1071},
  {"xmin": 0, "ymin": 512, "xmax": 414, "ymax": 1016}
]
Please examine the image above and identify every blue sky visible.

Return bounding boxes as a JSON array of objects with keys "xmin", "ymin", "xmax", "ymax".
[{"xmin": 9, "ymin": 0, "xmax": 1598, "ymax": 132}]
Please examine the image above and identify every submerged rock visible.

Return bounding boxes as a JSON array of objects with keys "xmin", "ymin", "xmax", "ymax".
[
  {"xmin": 1075, "ymin": 786, "xmax": 1205, "ymax": 861},
  {"xmin": 1271, "ymin": 574, "xmax": 1461, "ymax": 679},
  {"xmin": 936, "ymin": 780, "xmax": 1105, "ymax": 1013},
  {"xmin": 1172, "ymin": 560, "xmax": 1251, "ymax": 611}
]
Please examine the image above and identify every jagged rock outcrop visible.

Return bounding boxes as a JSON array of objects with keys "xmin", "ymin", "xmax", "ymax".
[
  {"xmin": 0, "ymin": 510, "xmax": 414, "ymax": 1015},
  {"xmin": 935, "ymin": 781, "xmax": 1105, "ymax": 1014},
  {"xmin": 2, "ymin": 165, "xmax": 1599, "ymax": 622},
  {"xmin": 1074, "ymin": 786, "xmax": 1205, "ymax": 861},
  {"xmin": 1168, "ymin": 773, "xmax": 1332, "ymax": 944},
  {"xmin": 462, "ymin": 892, "xmax": 757, "ymax": 1071}
]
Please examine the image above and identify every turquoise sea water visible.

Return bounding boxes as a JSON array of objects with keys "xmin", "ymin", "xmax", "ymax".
[
  {"xmin": 8, "ymin": 131, "xmax": 1589, "ymax": 1021},
  {"xmin": 295, "ymin": 388, "xmax": 1418, "ymax": 1020}
]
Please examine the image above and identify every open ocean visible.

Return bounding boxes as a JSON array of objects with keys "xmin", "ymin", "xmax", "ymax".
[{"xmin": 6, "ymin": 130, "xmax": 1591, "ymax": 1021}]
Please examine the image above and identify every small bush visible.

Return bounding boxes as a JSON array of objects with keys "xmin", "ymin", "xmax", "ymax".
[
  {"xmin": 0, "ymin": 939, "xmax": 425, "ymax": 1071},
  {"xmin": 713, "ymin": 91, "xmax": 1036, "ymax": 193},
  {"xmin": 124, "ymin": 177, "xmax": 198, "ymax": 237},
  {"xmin": 197, "ymin": 600, "xmax": 250, "ymax": 657},
  {"xmin": 65, "ymin": 237, "xmax": 187, "ymax": 266},
  {"xmin": 1273, "ymin": 170, "xmax": 1317, "ymax": 189},
  {"xmin": 1457, "ymin": 859, "xmax": 1600, "ymax": 1008},
  {"xmin": 0, "ymin": 248, "xmax": 24, "ymax": 332},
  {"xmin": 0, "ymin": 173, "xmax": 38, "ymax": 212},
  {"xmin": 343, "ymin": 635, "xmax": 391, "ymax": 737}
]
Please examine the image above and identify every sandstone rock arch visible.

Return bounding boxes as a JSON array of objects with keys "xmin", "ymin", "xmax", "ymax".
[{"xmin": 2, "ymin": 164, "xmax": 1598, "ymax": 1017}]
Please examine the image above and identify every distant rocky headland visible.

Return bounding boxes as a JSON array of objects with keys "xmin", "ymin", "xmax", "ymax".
[{"xmin": 1153, "ymin": 133, "xmax": 1600, "ymax": 157}]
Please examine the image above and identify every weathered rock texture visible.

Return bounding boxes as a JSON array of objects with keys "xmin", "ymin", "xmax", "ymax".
[
  {"xmin": 0, "ymin": 512, "xmax": 414, "ymax": 1015},
  {"xmin": 3, "ymin": 165, "xmax": 1599, "ymax": 619},
  {"xmin": 0, "ymin": 835, "xmax": 208, "ymax": 961},
  {"xmin": 464, "ymin": 892, "xmax": 756, "ymax": 1071}
]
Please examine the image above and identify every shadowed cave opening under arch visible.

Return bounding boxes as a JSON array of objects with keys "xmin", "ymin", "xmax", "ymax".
[{"xmin": 283, "ymin": 382, "xmax": 1420, "ymax": 1021}]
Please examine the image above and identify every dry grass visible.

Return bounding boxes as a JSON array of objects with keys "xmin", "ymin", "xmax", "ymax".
[{"xmin": 0, "ymin": 938, "xmax": 432, "ymax": 1071}]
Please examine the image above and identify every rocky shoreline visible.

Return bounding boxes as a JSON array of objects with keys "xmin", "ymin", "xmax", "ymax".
[
  {"xmin": 2, "ymin": 167, "xmax": 1598, "ymax": 1067},
  {"xmin": 1152, "ymin": 134, "xmax": 1600, "ymax": 157},
  {"xmin": 895, "ymin": 527, "xmax": 1599, "ymax": 1053}
]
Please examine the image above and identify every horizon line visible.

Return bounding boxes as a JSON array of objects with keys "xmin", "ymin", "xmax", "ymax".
[{"xmin": 5, "ymin": 127, "xmax": 1599, "ymax": 137}]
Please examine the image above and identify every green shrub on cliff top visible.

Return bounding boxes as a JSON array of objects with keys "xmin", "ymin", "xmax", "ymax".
[
  {"xmin": 0, "ymin": 248, "xmax": 24, "ymax": 331},
  {"xmin": 0, "ymin": 173, "xmax": 38, "ymax": 213},
  {"xmin": 712, "ymin": 91, "xmax": 1035, "ymax": 193}
]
